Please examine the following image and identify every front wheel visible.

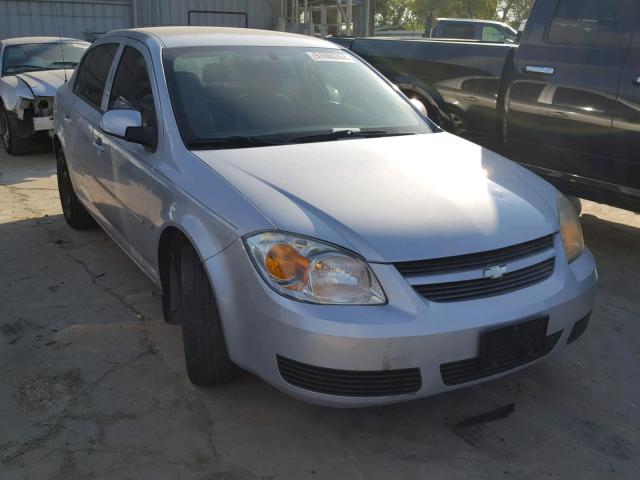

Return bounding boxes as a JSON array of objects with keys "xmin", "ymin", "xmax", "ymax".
[
  {"xmin": 0, "ymin": 106, "xmax": 29, "ymax": 155},
  {"xmin": 169, "ymin": 236, "xmax": 238, "ymax": 386},
  {"xmin": 56, "ymin": 147, "xmax": 95, "ymax": 229}
]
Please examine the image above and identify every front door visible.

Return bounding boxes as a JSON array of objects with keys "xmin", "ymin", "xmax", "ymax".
[
  {"xmin": 504, "ymin": 0, "xmax": 637, "ymax": 192},
  {"xmin": 102, "ymin": 41, "xmax": 162, "ymax": 274}
]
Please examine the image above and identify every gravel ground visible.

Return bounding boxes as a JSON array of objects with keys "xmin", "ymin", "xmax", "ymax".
[{"xmin": 1, "ymin": 140, "xmax": 639, "ymax": 479}]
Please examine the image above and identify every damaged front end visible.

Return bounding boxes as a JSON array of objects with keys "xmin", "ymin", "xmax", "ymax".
[
  {"xmin": 15, "ymin": 95, "xmax": 55, "ymax": 134},
  {"xmin": 0, "ymin": 71, "xmax": 67, "ymax": 154}
]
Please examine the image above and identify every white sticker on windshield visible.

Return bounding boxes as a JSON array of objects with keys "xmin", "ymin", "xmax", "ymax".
[{"xmin": 306, "ymin": 51, "xmax": 356, "ymax": 63}]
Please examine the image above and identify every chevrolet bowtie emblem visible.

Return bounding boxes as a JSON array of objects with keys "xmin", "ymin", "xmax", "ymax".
[{"xmin": 484, "ymin": 265, "xmax": 508, "ymax": 279}]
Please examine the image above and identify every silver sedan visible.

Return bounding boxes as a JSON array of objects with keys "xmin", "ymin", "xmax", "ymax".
[{"xmin": 53, "ymin": 27, "xmax": 596, "ymax": 407}]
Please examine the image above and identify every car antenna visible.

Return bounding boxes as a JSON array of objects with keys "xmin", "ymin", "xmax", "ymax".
[{"xmin": 53, "ymin": 2, "xmax": 68, "ymax": 82}]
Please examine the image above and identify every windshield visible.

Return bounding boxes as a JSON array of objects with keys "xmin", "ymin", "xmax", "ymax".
[
  {"xmin": 163, "ymin": 46, "xmax": 432, "ymax": 148},
  {"xmin": 2, "ymin": 43, "xmax": 88, "ymax": 76}
]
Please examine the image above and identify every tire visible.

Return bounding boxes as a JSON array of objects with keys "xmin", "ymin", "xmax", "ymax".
[
  {"xmin": 0, "ymin": 106, "xmax": 29, "ymax": 155},
  {"xmin": 172, "ymin": 236, "xmax": 238, "ymax": 386},
  {"xmin": 56, "ymin": 147, "xmax": 96, "ymax": 229}
]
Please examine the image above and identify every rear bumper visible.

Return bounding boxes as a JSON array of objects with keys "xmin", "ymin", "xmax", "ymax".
[{"xmin": 206, "ymin": 238, "xmax": 597, "ymax": 407}]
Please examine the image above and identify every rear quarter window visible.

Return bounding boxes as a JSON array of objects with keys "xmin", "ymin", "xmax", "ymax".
[{"xmin": 441, "ymin": 23, "xmax": 476, "ymax": 39}]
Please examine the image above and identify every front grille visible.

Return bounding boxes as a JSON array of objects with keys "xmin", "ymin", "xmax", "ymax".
[
  {"xmin": 277, "ymin": 355, "xmax": 421, "ymax": 397},
  {"xmin": 413, "ymin": 258, "xmax": 555, "ymax": 302},
  {"xmin": 394, "ymin": 235, "xmax": 554, "ymax": 277},
  {"xmin": 440, "ymin": 330, "xmax": 563, "ymax": 386}
]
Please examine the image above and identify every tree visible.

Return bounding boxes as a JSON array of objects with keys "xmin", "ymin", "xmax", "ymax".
[
  {"xmin": 375, "ymin": 0, "xmax": 502, "ymax": 28},
  {"xmin": 497, "ymin": 0, "xmax": 534, "ymax": 26},
  {"xmin": 375, "ymin": 0, "xmax": 418, "ymax": 27}
]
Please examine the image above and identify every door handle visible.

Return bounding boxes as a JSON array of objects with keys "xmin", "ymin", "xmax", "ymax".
[
  {"xmin": 550, "ymin": 111, "xmax": 569, "ymax": 119},
  {"xmin": 465, "ymin": 96, "xmax": 479, "ymax": 102},
  {"xmin": 525, "ymin": 65, "xmax": 555, "ymax": 76},
  {"xmin": 63, "ymin": 113, "xmax": 72, "ymax": 123},
  {"xmin": 633, "ymin": 76, "xmax": 640, "ymax": 86},
  {"xmin": 92, "ymin": 136, "xmax": 104, "ymax": 152}
]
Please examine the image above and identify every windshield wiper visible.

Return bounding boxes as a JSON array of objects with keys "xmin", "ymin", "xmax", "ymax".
[
  {"xmin": 186, "ymin": 136, "xmax": 288, "ymax": 150},
  {"xmin": 49, "ymin": 61, "xmax": 79, "ymax": 68},
  {"xmin": 289, "ymin": 129, "xmax": 416, "ymax": 144},
  {"xmin": 5, "ymin": 64, "xmax": 49, "ymax": 73}
]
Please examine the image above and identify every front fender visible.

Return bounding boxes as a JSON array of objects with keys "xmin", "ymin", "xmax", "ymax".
[
  {"xmin": 392, "ymin": 74, "xmax": 454, "ymax": 131},
  {"xmin": 0, "ymin": 76, "xmax": 34, "ymax": 113}
]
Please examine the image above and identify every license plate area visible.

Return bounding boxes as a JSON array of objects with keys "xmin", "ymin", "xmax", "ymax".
[{"xmin": 479, "ymin": 316, "xmax": 549, "ymax": 370}]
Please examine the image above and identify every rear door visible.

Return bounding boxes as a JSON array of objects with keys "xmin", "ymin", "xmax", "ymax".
[
  {"xmin": 504, "ymin": 0, "xmax": 637, "ymax": 190},
  {"xmin": 67, "ymin": 42, "xmax": 119, "ymax": 206},
  {"xmin": 611, "ymin": 26, "xmax": 640, "ymax": 204}
]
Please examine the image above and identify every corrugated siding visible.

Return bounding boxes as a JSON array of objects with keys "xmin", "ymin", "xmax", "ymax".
[
  {"xmin": 0, "ymin": 0, "xmax": 133, "ymax": 41},
  {"xmin": 137, "ymin": 0, "xmax": 279, "ymax": 30},
  {"xmin": 0, "ymin": 0, "xmax": 280, "ymax": 42}
]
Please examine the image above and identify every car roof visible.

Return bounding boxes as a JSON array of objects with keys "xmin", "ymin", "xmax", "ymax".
[
  {"xmin": 1, "ymin": 36, "xmax": 89, "ymax": 46},
  {"xmin": 437, "ymin": 18, "xmax": 510, "ymax": 26},
  {"xmin": 104, "ymin": 26, "xmax": 340, "ymax": 49},
  {"xmin": 435, "ymin": 18, "xmax": 517, "ymax": 34}
]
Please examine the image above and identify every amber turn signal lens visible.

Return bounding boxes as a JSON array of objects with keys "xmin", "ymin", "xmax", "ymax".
[{"xmin": 265, "ymin": 243, "xmax": 310, "ymax": 282}]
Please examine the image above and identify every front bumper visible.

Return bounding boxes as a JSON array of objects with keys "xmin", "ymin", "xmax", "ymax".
[
  {"xmin": 206, "ymin": 237, "xmax": 597, "ymax": 407},
  {"xmin": 33, "ymin": 115, "xmax": 54, "ymax": 132}
]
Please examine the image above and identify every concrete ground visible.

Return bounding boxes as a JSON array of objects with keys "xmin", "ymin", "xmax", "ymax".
[{"xmin": 0, "ymin": 140, "xmax": 639, "ymax": 480}]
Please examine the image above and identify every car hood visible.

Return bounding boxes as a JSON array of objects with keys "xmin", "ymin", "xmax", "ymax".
[
  {"xmin": 15, "ymin": 69, "xmax": 71, "ymax": 97},
  {"xmin": 194, "ymin": 133, "xmax": 559, "ymax": 263}
]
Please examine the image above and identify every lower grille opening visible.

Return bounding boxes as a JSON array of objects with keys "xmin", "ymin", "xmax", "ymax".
[
  {"xmin": 568, "ymin": 313, "xmax": 591, "ymax": 344},
  {"xmin": 440, "ymin": 330, "xmax": 563, "ymax": 386},
  {"xmin": 277, "ymin": 355, "xmax": 422, "ymax": 397}
]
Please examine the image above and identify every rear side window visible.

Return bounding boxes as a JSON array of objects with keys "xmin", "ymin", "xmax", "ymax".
[
  {"xmin": 441, "ymin": 23, "xmax": 476, "ymax": 40},
  {"xmin": 547, "ymin": 0, "xmax": 632, "ymax": 48},
  {"xmin": 553, "ymin": 87, "xmax": 615, "ymax": 115},
  {"xmin": 73, "ymin": 43, "xmax": 118, "ymax": 109},
  {"xmin": 461, "ymin": 78, "xmax": 500, "ymax": 95},
  {"xmin": 510, "ymin": 81, "xmax": 546, "ymax": 102},
  {"xmin": 482, "ymin": 26, "xmax": 506, "ymax": 42}
]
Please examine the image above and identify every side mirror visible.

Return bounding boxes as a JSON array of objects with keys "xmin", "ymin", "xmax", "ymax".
[
  {"xmin": 409, "ymin": 97, "xmax": 429, "ymax": 116},
  {"xmin": 100, "ymin": 109, "xmax": 142, "ymax": 138},
  {"xmin": 100, "ymin": 109, "xmax": 156, "ymax": 149}
]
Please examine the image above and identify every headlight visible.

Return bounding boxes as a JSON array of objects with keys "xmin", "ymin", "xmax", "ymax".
[
  {"xmin": 558, "ymin": 194, "xmax": 584, "ymax": 262},
  {"xmin": 244, "ymin": 232, "xmax": 386, "ymax": 305}
]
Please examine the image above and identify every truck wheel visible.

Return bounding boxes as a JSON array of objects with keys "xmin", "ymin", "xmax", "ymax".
[
  {"xmin": 56, "ymin": 148, "xmax": 96, "ymax": 229},
  {"xmin": 0, "ymin": 106, "xmax": 29, "ymax": 155},
  {"xmin": 171, "ymin": 235, "xmax": 238, "ymax": 386}
]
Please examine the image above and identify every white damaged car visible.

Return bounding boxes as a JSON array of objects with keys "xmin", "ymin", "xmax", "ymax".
[{"xmin": 0, "ymin": 37, "xmax": 89, "ymax": 155}]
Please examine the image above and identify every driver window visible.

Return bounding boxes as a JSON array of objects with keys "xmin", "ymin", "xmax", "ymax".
[{"xmin": 109, "ymin": 46, "xmax": 157, "ymax": 133}]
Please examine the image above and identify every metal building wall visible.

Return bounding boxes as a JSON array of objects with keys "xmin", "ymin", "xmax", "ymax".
[
  {"xmin": 134, "ymin": 0, "xmax": 281, "ymax": 30},
  {"xmin": 0, "ymin": 0, "xmax": 281, "ymax": 42},
  {"xmin": 0, "ymin": 0, "xmax": 134, "ymax": 41}
]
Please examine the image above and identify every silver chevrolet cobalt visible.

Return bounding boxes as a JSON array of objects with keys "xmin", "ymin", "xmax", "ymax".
[{"xmin": 54, "ymin": 27, "xmax": 596, "ymax": 407}]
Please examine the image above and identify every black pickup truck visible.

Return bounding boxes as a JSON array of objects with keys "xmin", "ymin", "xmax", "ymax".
[{"xmin": 334, "ymin": 0, "xmax": 640, "ymax": 212}]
